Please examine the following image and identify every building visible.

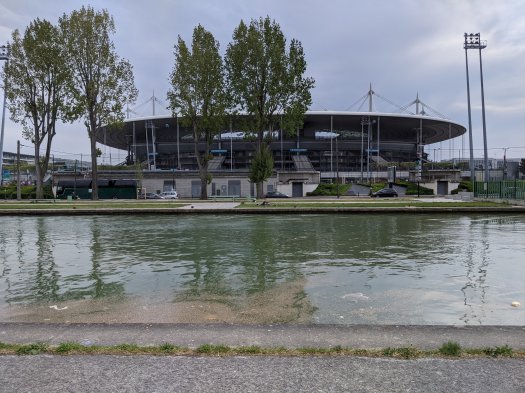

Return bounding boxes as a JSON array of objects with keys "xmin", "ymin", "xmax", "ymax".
[{"xmin": 98, "ymin": 112, "xmax": 465, "ymax": 175}]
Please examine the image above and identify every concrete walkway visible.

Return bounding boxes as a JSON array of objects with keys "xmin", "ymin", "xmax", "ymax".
[
  {"xmin": 179, "ymin": 202, "xmax": 240, "ymax": 209},
  {"xmin": 1, "ymin": 323, "xmax": 523, "ymax": 350}
]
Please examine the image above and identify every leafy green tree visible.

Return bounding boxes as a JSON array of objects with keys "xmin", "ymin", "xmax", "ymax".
[
  {"xmin": 225, "ymin": 16, "xmax": 315, "ymax": 197},
  {"xmin": 59, "ymin": 6, "xmax": 138, "ymax": 200},
  {"xmin": 249, "ymin": 145, "xmax": 274, "ymax": 185},
  {"xmin": 167, "ymin": 25, "xmax": 227, "ymax": 200},
  {"xmin": 4, "ymin": 19, "xmax": 74, "ymax": 198}
]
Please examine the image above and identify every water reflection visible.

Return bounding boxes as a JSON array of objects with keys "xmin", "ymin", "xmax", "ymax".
[{"xmin": 0, "ymin": 214, "xmax": 523, "ymax": 325}]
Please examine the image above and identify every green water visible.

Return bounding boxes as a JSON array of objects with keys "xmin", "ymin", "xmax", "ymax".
[{"xmin": 0, "ymin": 214, "xmax": 523, "ymax": 325}]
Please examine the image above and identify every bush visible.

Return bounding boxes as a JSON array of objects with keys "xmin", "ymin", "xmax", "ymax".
[
  {"xmin": 450, "ymin": 181, "xmax": 472, "ymax": 195},
  {"xmin": 439, "ymin": 341, "xmax": 462, "ymax": 356},
  {"xmin": 307, "ymin": 183, "xmax": 350, "ymax": 196}
]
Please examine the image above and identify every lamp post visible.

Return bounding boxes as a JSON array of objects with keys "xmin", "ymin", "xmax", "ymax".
[
  {"xmin": 360, "ymin": 116, "xmax": 368, "ymax": 183},
  {"xmin": 0, "ymin": 43, "xmax": 10, "ymax": 186},
  {"xmin": 464, "ymin": 33, "xmax": 489, "ymax": 183}
]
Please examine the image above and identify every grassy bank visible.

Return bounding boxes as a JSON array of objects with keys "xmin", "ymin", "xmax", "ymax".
[{"xmin": 1, "ymin": 341, "xmax": 522, "ymax": 359}]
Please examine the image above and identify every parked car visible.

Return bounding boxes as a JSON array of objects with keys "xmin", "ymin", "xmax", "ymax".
[
  {"xmin": 264, "ymin": 191, "xmax": 290, "ymax": 198},
  {"xmin": 371, "ymin": 188, "xmax": 398, "ymax": 198},
  {"xmin": 160, "ymin": 190, "xmax": 179, "ymax": 199},
  {"xmin": 145, "ymin": 192, "xmax": 165, "ymax": 199}
]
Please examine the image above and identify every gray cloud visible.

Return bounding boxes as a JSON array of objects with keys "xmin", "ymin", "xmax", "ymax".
[{"xmin": 1, "ymin": 0, "xmax": 524, "ymax": 160}]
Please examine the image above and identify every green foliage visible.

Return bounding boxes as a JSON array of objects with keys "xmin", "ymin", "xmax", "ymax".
[
  {"xmin": 225, "ymin": 16, "xmax": 314, "ymax": 139},
  {"xmin": 55, "ymin": 342, "xmax": 84, "ymax": 353},
  {"xmin": 226, "ymin": 16, "xmax": 314, "ymax": 192},
  {"xmin": 249, "ymin": 145, "xmax": 274, "ymax": 184},
  {"xmin": 439, "ymin": 341, "xmax": 462, "ymax": 356},
  {"xmin": 382, "ymin": 347, "xmax": 397, "ymax": 357},
  {"xmin": 159, "ymin": 343, "xmax": 178, "ymax": 353},
  {"xmin": 16, "ymin": 342, "xmax": 48, "ymax": 355},
  {"xmin": 5, "ymin": 18, "xmax": 73, "ymax": 198},
  {"xmin": 372, "ymin": 180, "xmax": 433, "ymax": 196},
  {"xmin": 168, "ymin": 25, "xmax": 227, "ymax": 199},
  {"xmin": 0, "ymin": 184, "xmax": 54, "ymax": 199},
  {"xmin": 483, "ymin": 345, "xmax": 513, "ymax": 357},
  {"xmin": 59, "ymin": 6, "xmax": 138, "ymax": 199},
  {"xmin": 396, "ymin": 346, "xmax": 419, "ymax": 359},
  {"xmin": 196, "ymin": 344, "xmax": 231, "ymax": 355},
  {"xmin": 450, "ymin": 181, "xmax": 472, "ymax": 194},
  {"xmin": 381, "ymin": 346, "xmax": 419, "ymax": 359},
  {"xmin": 113, "ymin": 343, "xmax": 140, "ymax": 352},
  {"xmin": 236, "ymin": 346, "xmax": 263, "ymax": 354},
  {"xmin": 403, "ymin": 183, "xmax": 433, "ymax": 196},
  {"xmin": 307, "ymin": 183, "xmax": 351, "ymax": 196}
]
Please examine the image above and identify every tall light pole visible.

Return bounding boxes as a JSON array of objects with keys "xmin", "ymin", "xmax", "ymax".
[
  {"xmin": 464, "ymin": 33, "xmax": 488, "ymax": 183},
  {"xmin": 0, "ymin": 44, "xmax": 10, "ymax": 186}
]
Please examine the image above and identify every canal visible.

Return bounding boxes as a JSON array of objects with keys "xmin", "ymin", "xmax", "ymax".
[{"xmin": 0, "ymin": 214, "xmax": 523, "ymax": 325}]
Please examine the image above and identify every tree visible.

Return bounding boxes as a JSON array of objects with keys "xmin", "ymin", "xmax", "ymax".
[
  {"xmin": 167, "ymin": 25, "xmax": 227, "ymax": 200},
  {"xmin": 519, "ymin": 158, "xmax": 525, "ymax": 176},
  {"xmin": 249, "ymin": 145, "xmax": 274, "ymax": 185},
  {"xmin": 225, "ymin": 16, "xmax": 315, "ymax": 197},
  {"xmin": 4, "ymin": 19, "xmax": 74, "ymax": 198},
  {"xmin": 59, "ymin": 6, "xmax": 137, "ymax": 200}
]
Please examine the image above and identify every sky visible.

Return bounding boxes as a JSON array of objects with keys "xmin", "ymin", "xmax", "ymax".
[{"xmin": 1, "ymin": 0, "xmax": 525, "ymax": 162}]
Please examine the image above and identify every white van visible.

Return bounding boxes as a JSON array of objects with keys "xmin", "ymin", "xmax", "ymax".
[{"xmin": 160, "ymin": 190, "xmax": 179, "ymax": 199}]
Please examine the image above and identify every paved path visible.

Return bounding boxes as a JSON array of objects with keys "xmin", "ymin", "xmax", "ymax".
[
  {"xmin": 2, "ymin": 321, "xmax": 524, "ymax": 393},
  {"xmin": 1, "ymin": 355, "xmax": 523, "ymax": 393},
  {"xmin": 1, "ymin": 323, "xmax": 524, "ymax": 349},
  {"xmin": 179, "ymin": 202, "xmax": 240, "ymax": 209}
]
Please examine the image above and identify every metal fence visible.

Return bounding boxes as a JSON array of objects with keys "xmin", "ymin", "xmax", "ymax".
[{"xmin": 474, "ymin": 180, "xmax": 525, "ymax": 200}]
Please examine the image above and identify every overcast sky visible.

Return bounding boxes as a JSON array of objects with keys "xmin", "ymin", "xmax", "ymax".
[{"xmin": 1, "ymin": 0, "xmax": 524, "ymax": 162}]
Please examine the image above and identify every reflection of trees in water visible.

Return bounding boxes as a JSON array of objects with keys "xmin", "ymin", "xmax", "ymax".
[
  {"xmin": 241, "ymin": 216, "xmax": 302, "ymax": 293},
  {"xmin": 4, "ymin": 217, "xmax": 126, "ymax": 304},
  {"xmin": 4, "ymin": 218, "xmax": 60, "ymax": 304},
  {"xmin": 86, "ymin": 217, "xmax": 125, "ymax": 299},
  {"xmin": 179, "ymin": 216, "xmax": 303, "ymax": 300},
  {"xmin": 33, "ymin": 217, "xmax": 59, "ymax": 301}
]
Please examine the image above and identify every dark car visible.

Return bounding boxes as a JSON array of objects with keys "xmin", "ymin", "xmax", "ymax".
[
  {"xmin": 371, "ymin": 188, "xmax": 398, "ymax": 198},
  {"xmin": 264, "ymin": 191, "xmax": 290, "ymax": 198}
]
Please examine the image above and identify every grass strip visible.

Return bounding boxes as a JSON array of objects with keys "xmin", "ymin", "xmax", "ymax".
[{"xmin": 0, "ymin": 341, "xmax": 522, "ymax": 358}]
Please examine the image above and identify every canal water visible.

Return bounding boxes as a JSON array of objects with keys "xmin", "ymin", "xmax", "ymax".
[{"xmin": 0, "ymin": 214, "xmax": 523, "ymax": 325}]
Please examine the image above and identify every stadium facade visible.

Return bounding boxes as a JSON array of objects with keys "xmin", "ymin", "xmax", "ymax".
[{"xmin": 98, "ymin": 111, "xmax": 466, "ymax": 175}]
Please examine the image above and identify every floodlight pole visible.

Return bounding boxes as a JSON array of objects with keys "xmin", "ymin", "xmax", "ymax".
[
  {"xmin": 464, "ymin": 33, "xmax": 488, "ymax": 183},
  {"xmin": 0, "ymin": 44, "xmax": 10, "ymax": 186},
  {"xmin": 463, "ymin": 34, "xmax": 475, "ymax": 185},
  {"xmin": 478, "ymin": 39, "xmax": 489, "ymax": 182}
]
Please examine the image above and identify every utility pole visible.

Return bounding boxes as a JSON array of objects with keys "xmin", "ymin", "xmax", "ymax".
[
  {"xmin": 16, "ymin": 140, "xmax": 21, "ymax": 200},
  {"xmin": 0, "ymin": 43, "xmax": 10, "ymax": 186}
]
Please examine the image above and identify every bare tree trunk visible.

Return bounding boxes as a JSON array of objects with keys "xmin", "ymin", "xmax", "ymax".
[
  {"xmin": 34, "ymin": 145, "xmax": 43, "ymax": 199},
  {"xmin": 200, "ymin": 172, "xmax": 208, "ymax": 200}
]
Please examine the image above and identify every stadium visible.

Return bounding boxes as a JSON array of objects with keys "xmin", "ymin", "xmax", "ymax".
[
  {"xmin": 89, "ymin": 91, "xmax": 468, "ymax": 198},
  {"xmin": 98, "ymin": 110, "xmax": 465, "ymax": 175}
]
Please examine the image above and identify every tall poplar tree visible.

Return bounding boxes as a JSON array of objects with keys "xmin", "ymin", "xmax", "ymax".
[
  {"xmin": 225, "ymin": 16, "xmax": 314, "ymax": 197},
  {"xmin": 4, "ymin": 19, "xmax": 74, "ymax": 198},
  {"xmin": 59, "ymin": 6, "xmax": 137, "ymax": 200},
  {"xmin": 167, "ymin": 25, "xmax": 227, "ymax": 200}
]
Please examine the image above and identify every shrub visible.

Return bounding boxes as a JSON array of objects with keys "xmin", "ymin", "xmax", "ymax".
[
  {"xmin": 439, "ymin": 341, "xmax": 462, "ymax": 356},
  {"xmin": 16, "ymin": 343, "xmax": 48, "ymax": 355},
  {"xmin": 306, "ymin": 183, "xmax": 350, "ymax": 196}
]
